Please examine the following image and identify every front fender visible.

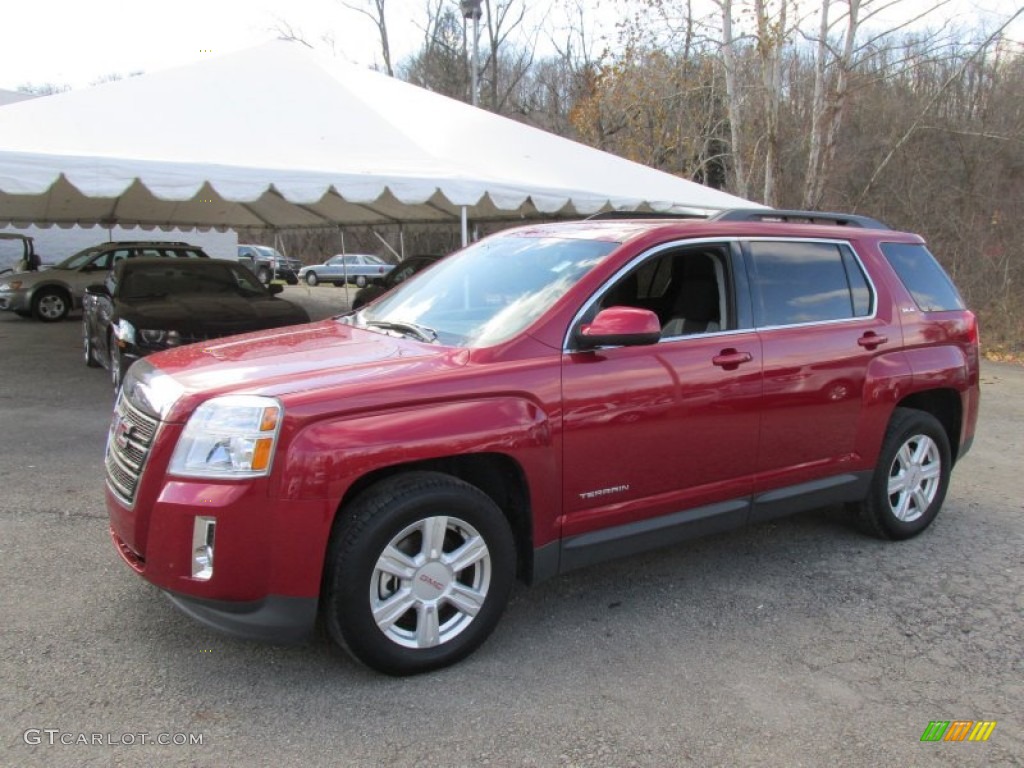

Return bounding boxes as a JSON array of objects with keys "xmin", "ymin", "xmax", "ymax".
[{"xmin": 277, "ymin": 396, "xmax": 556, "ymax": 525}]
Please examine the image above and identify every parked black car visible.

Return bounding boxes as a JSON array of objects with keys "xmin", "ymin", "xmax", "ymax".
[
  {"xmin": 351, "ymin": 254, "xmax": 442, "ymax": 309},
  {"xmin": 83, "ymin": 258, "xmax": 310, "ymax": 389}
]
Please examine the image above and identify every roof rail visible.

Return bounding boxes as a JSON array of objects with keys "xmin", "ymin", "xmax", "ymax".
[
  {"xmin": 585, "ymin": 210, "xmax": 707, "ymax": 221},
  {"xmin": 710, "ymin": 208, "xmax": 889, "ymax": 229}
]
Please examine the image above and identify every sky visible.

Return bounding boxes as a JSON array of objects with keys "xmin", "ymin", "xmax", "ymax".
[{"xmin": 1, "ymin": 0, "xmax": 1020, "ymax": 93}]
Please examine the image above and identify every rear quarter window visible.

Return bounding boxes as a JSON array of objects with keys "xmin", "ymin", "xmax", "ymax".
[{"xmin": 880, "ymin": 242, "xmax": 964, "ymax": 311}]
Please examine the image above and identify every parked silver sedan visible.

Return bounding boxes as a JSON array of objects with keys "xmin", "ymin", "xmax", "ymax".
[{"xmin": 298, "ymin": 254, "xmax": 393, "ymax": 287}]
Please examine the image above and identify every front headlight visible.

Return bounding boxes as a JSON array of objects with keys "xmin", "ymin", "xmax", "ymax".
[
  {"xmin": 0, "ymin": 280, "xmax": 21, "ymax": 292},
  {"xmin": 169, "ymin": 395, "xmax": 282, "ymax": 478},
  {"xmin": 137, "ymin": 328, "xmax": 185, "ymax": 346},
  {"xmin": 114, "ymin": 319, "xmax": 136, "ymax": 344},
  {"xmin": 139, "ymin": 328, "xmax": 167, "ymax": 345}
]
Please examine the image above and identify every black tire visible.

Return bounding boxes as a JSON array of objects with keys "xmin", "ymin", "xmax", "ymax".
[
  {"xmin": 355, "ymin": 275, "xmax": 368, "ymax": 288},
  {"xmin": 257, "ymin": 266, "xmax": 272, "ymax": 285},
  {"xmin": 854, "ymin": 407, "xmax": 951, "ymax": 540},
  {"xmin": 32, "ymin": 288, "xmax": 70, "ymax": 322},
  {"xmin": 324, "ymin": 471, "xmax": 515, "ymax": 676},
  {"xmin": 285, "ymin": 275, "xmax": 299, "ymax": 286},
  {"xmin": 306, "ymin": 272, "xmax": 319, "ymax": 287},
  {"xmin": 83, "ymin": 320, "xmax": 101, "ymax": 367}
]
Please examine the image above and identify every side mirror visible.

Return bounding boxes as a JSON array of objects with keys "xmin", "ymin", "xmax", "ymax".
[
  {"xmin": 267, "ymin": 283, "xmax": 284, "ymax": 295},
  {"xmin": 575, "ymin": 307, "xmax": 661, "ymax": 350},
  {"xmin": 85, "ymin": 284, "xmax": 110, "ymax": 298}
]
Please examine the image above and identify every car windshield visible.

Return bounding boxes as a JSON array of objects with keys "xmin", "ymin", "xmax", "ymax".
[
  {"xmin": 354, "ymin": 235, "xmax": 616, "ymax": 347},
  {"xmin": 54, "ymin": 246, "xmax": 103, "ymax": 270},
  {"xmin": 121, "ymin": 263, "xmax": 267, "ymax": 299}
]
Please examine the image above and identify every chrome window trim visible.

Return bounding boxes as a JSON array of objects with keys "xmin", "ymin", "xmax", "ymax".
[{"xmin": 563, "ymin": 236, "xmax": 881, "ymax": 351}]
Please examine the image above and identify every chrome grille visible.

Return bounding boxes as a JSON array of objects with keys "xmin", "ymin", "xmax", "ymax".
[{"xmin": 105, "ymin": 394, "xmax": 160, "ymax": 504}]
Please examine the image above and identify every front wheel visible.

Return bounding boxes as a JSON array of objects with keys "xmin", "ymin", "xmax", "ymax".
[
  {"xmin": 854, "ymin": 408, "xmax": 951, "ymax": 540},
  {"xmin": 305, "ymin": 272, "xmax": 319, "ymax": 287},
  {"xmin": 324, "ymin": 472, "xmax": 515, "ymax": 675},
  {"xmin": 257, "ymin": 266, "xmax": 272, "ymax": 285},
  {"xmin": 33, "ymin": 288, "xmax": 69, "ymax": 322}
]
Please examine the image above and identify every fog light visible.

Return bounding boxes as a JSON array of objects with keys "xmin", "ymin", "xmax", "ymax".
[{"xmin": 191, "ymin": 516, "xmax": 216, "ymax": 580}]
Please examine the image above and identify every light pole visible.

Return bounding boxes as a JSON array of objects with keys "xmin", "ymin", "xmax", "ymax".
[{"xmin": 460, "ymin": 0, "xmax": 482, "ymax": 107}]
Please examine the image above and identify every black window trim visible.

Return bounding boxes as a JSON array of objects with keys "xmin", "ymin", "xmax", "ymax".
[{"xmin": 739, "ymin": 237, "xmax": 879, "ymax": 332}]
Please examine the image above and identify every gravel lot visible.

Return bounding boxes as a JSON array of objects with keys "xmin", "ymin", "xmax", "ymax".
[{"xmin": 1, "ymin": 293, "xmax": 1021, "ymax": 767}]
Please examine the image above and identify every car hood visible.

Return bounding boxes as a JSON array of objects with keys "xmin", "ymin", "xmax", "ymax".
[
  {"xmin": 119, "ymin": 294, "xmax": 308, "ymax": 334},
  {"xmin": 144, "ymin": 318, "xmax": 464, "ymax": 421}
]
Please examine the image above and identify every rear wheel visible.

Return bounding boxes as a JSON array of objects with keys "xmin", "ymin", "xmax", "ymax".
[
  {"xmin": 257, "ymin": 266, "xmax": 272, "ymax": 285},
  {"xmin": 855, "ymin": 408, "xmax": 951, "ymax": 540},
  {"xmin": 32, "ymin": 288, "xmax": 69, "ymax": 322},
  {"xmin": 324, "ymin": 472, "xmax": 515, "ymax": 675},
  {"xmin": 306, "ymin": 272, "xmax": 319, "ymax": 287},
  {"xmin": 355, "ymin": 275, "xmax": 368, "ymax": 288}
]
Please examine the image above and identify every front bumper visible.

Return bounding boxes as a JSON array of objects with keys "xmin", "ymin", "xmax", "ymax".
[
  {"xmin": 0, "ymin": 289, "xmax": 30, "ymax": 312},
  {"xmin": 163, "ymin": 591, "xmax": 317, "ymax": 644},
  {"xmin": 107, "ymin": 475, "xmax": 333, "ymax": 643}
]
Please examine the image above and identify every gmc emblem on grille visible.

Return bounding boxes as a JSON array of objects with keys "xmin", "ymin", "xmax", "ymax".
[{"xmin": 113, "ymin": 416, "xmax": 135, "ymax": 450}]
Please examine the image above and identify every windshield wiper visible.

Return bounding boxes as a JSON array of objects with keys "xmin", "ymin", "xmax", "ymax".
[{"xmin": 364, "ymin": 319, "xmax": 438, "ymax": 344}]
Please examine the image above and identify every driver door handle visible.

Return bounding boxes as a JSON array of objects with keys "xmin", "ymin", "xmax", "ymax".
[{"xmin": 712, "ymin": 349, "xmax": 753, "ymax": 370}]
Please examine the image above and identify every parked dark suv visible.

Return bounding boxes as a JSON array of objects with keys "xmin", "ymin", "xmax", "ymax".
[
  {"xmin": 237, "ymin": 244, "xmax": 302, "ymax": 285},
  {"xmin": 105, "ymin": 209, "xmax": 979, "ymax": 675}
]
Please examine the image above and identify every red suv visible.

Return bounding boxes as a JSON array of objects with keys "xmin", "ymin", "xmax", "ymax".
[{"xmin": 104, "ymin": 210, "xmax": 980, "ymax": 675}]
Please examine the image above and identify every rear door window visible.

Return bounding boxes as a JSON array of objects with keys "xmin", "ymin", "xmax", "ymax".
[
  {"xmin": 880, "ymin": 242, "xmax": 964, "ymax": 311},
  {"xmin": 746, "ymin": 240, "xmax": 873, "ymax": 327}
]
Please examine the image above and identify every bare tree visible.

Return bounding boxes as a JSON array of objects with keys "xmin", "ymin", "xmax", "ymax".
[
  {"xmin": 401, "ymin": 1, "xmax": 469, "ymax": 99},
  {"xmin": 713, "ymin": 0, "xmax": 750, "ymax": 198},
  {"xmin": 341, "ymin": 0, "xmax": 394, "ymax": 76},
  {"xmin": 479, "ymin": 0, "xmax": 536, "ymax": 112}
]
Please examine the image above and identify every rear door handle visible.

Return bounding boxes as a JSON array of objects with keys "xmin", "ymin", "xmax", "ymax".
[
  {"xmin": 712, "ymin": 349, "xmax": 753, "ymax": 369},
  {"xmin": 857, "ymin": 332, "xmax": 888, "ymax": 349}
]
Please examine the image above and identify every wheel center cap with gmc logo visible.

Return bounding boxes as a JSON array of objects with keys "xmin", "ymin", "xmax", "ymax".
[{"xmin": 413, "ymin": 562, "xmax": 452, "ymax": 600}]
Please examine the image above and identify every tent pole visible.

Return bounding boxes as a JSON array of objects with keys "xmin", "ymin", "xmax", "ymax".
[
  {"xmin": 461, "ymin": 207, "xmax": 468, "ymax": 247},
  {"xmin": 339, "ymin": 226, "xmax": 351, "ymax": 304}
]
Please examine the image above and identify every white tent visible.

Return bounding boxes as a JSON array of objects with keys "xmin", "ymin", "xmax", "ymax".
[{"xmin": 0, "ymin": 41, "xmax": 759, "ymax": 235}]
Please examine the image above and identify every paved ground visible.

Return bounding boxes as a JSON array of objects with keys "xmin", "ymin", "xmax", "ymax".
[{"xmin": 1, "ymin": 297, "xmax": 1021, "ymax": 767}]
